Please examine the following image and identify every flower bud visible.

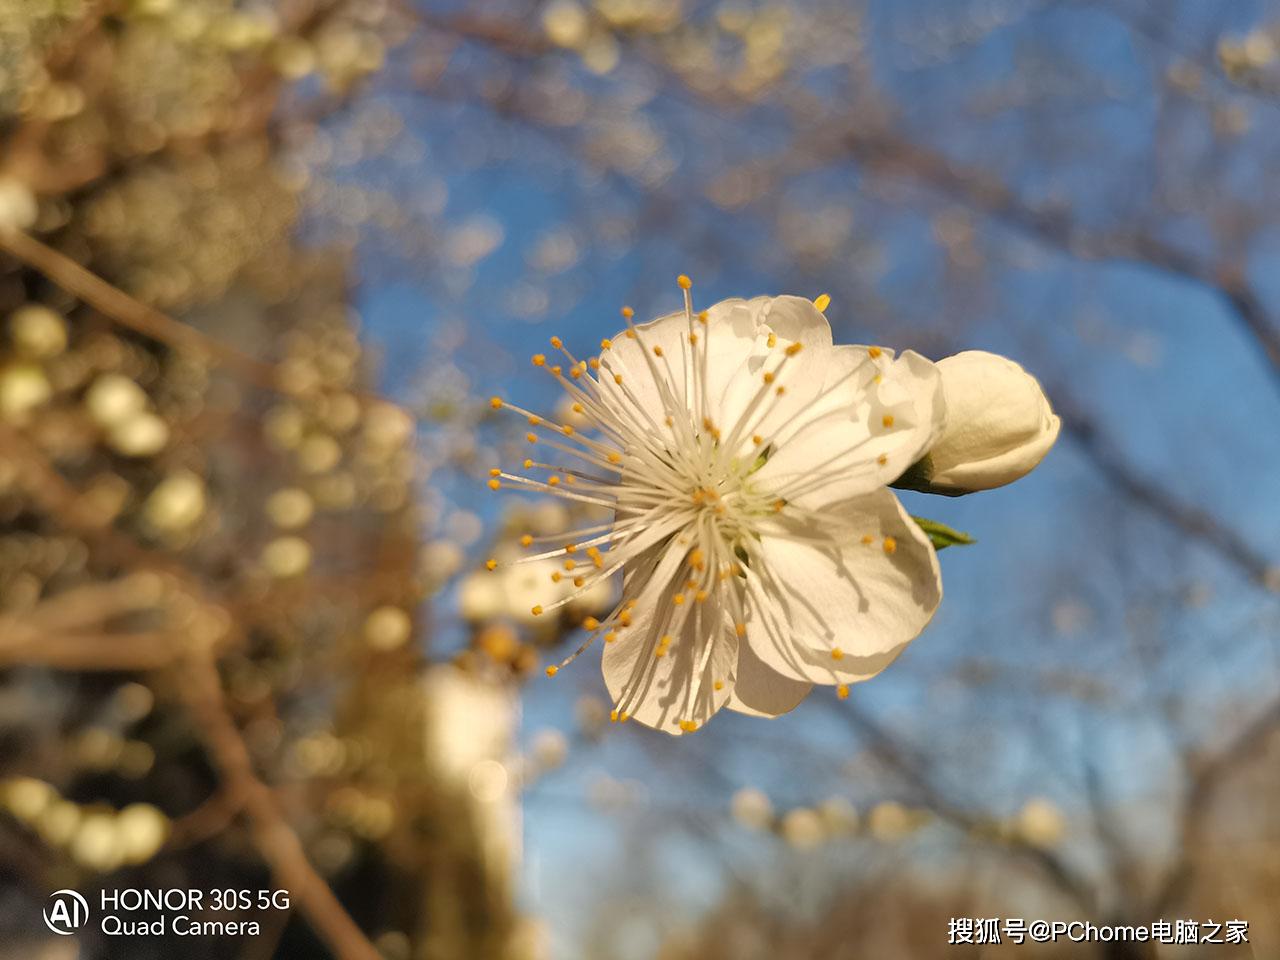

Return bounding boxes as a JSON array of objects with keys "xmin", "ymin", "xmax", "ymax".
[{"xmin": 903, "ymin": 351, "xmax": 1059, "ymax": 495}]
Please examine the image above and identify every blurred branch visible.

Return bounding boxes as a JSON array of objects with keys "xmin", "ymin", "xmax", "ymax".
[
  {"xmin": 0, "ymin": 229, "xmax": 280, "ymax": 391},
  {"xmin": 0, "ymin": 420, "xmax": 382, "ymax": 960},
  {"xmin": 182, "ymin": 649, "xmax": 382, "ymax": 960},
  {"xmin": 836, "ymin": 125, "xmax": 1280, "ymax": 393},
  {"xmin": 839, "ymin": 703, "xmax": 1099, "ymax": 913},
  {"xmin": 1056, "ymin": 399, "xmax": 1278, "ymax": 589},
  {"xmin": 1152, "ymin": 691, "xmax": 1280, "ymax": 914}
]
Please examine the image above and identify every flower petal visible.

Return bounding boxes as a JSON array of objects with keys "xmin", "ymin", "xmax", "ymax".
[
  {"xmin": 727, "ymin": 638, "xmax": 813, "ymax": 718},
  {"xmin": 602, "ymin": 538, "xmax": 737, "ymax": 734},
  {"xmin": 751, "ymin": 347, "xmax": 944, "ymax": 508},
  {"xmin": 743, "ymin": 488, "xmax": 941, "ymax": 685}
]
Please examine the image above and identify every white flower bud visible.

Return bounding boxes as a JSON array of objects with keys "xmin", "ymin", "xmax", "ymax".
[{"xmin": 916, "ymin": 351, "xmax": 1059, "ymax": 494}]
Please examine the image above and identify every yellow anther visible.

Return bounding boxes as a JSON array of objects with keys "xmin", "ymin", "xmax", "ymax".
[
  {"xmin": 695, "ymin": 590, "xmax": 708, "ymax": 603},
  {"xmin": 550, "ymin": 336, "xmax": 563, "ymax": 349},
  {"xmin": 548, "ymin": 475, "xmax": 560, "ymax": 486},
  {"xmin": 677, "ymin": 274, "xmax": 692, "ymax": 290},
  {"xmin": 785, "ymin": 342, "xmax": 803, "ymax": 356},
  {"xmin": 610, "ymin": 709, "xmax": 619, "ymax": 722},
  {"xmin": 713, "ymin": 680, "xmax": 724, "ymax": 691},
  {"xmin": 752, "ymin": 434, "xmax": 763, "ymax": 445},
  {"xmin": 583, "ymin": 616, "xmax": 601, "ymax": 630},
  {"xmin": 619, "ymin": 611, "xmax": 632, "ymax": 627},
  {"xmin": 588, "ymin": 357, "xmax": 600, "ymax": 370},
  {"xmin": 619, "ymin": 712, "xmax": 629, "ymax": 722},
  {"xmin": 673, "ymin": 593, "xmax": 685, "ymax": 605},
  {"xmin": 604, "ymin": 631, "xmax": 618, "ymax": 643},
  {"xmin": 837, "ymin": 684, "xmax": 850, "ymax": 700},
  {"xmin": 490, "ymin": 396, "xmax": 503, "ymax": 409},
  {"xmin": 550, "ymin": 365, "xmax": 562, "ymax": 375},
  {"xmin": 772, "ymin": 499, "xmax": 785, "ymax": 512},
  {"xmin": 689, "ymin": 548, "xmax": 705, "ymax": 569},
  {"xmin": 621, "ymin": 306, "xmax": 635, "ymax": 319},
  {"xmin": 551, "ymin": 571, "xmax": 563, "ymax": 582},
  {"xmin": 813, "ymin": 293, "xmax": 831, "ymax": 312},
  {"xmin": 488, "ymin": 478, "xmax": 501, "ymax": 490},
  {"xmin": 868, "ymin": 346, "xmax": 882, "ymax": 359},
  {"xmin": 614, "ymin": 373, "xmax": 623, "ymax": 385},
  {"xmin": 831, "ymin": 647, "xmax": 844, "ymax": 661},
  {"xmin": 520, "ymin": 534, "xmax": 533, "ymax": 547},
  {"xmin": 601, "ymin": 337, "xmax": 613, "ymax": 349},
  {"xmin": 607, "ymin": 451, "xmax": 622, "ymax": 464},
  {"xmin": 526, "ymin": 432, "xmax": 537, "ymax": 443},
  {"xmin": 776, "ymin": 386, "xmax": 786, "ymax": 396},
  {"xmin": 697, "ymin": 310, "xmax": 708, "ymax": 325},
  {"xmin": 565, "ymin": 543, "xmax": 578, "ymax": 553},
  {"xmin": 877, "ymin": 453, "xmax": 888, "ymax": 466},
  {"xmin": 573, "ymin": 576, "xmax": 585, "ymax": 587},
  {"xmin": 873, "ymin": 374, "xmax": 882, "ymax": 384},
  {"xmin": 532, "ymin": 354, "xmax": 546, "ymax": 366},
  {"xmin": 485, "ymin": 559, "xmax": 497, "ymax": 571},
  {"xmin": 735, "ymin": 622, "xmax": 747, "ymax": 638},
  {"xmin": 564, "ymin": 559, "xmax": 576, "ymax": 571},
  {"xmin": 653, "ymin": 345, "xmax": 664, "ymax": 357},
  {"xmin": 592, "ymin": 555, "xmax": 604, "ymax": 569},
  {"xmin": 489, "ymin": 467, "xmax": 501, "ymax": 477},
  {"xmin": 570, "ymin": 367, "xmax": 582, "ymax": 379},
  {"xmin": 678, "ymin": 719, "xmax": 699, "ymax": 732},
  {"xmin": 881, "ymin": 413, "xmax": 895, "ymax": 428},
  {"xmin": 523, "ymin": 458, "xmax": 534, "ymax": 469},
  {"xmin": 654, "ymin": 648, "xmax": 667, "ymax": 658},
  {"xmin": 528, "ymin": 415, "xmax": 542, "ymax": 425},
  {"xmin": 532, "ymin": 605, "xmax": 544, "ymax": 616},
  {"xmin": 587, "ymin": 546, "xmax": 601, "ymax": 557},
  {"xmin": 883, "ymin": 536, "xmax": 897, "ymax": 555},
  {"xmin": 624, "ymin": 330, "xmax": 636, "ymax": 339},
  {"xmin": 689, "ymin": 332, "xmax": 698, "ymax": 345},
  {"xmin": 572, "ymin": 402, "xmax": 584, "ymax": 414},
  {"xmin": 861, "ymin": 534, "xmax": 874, "ymax": 545},
  {"xmin": 763, "ymin": 371, "xmax": 775, "ymax": 384},
  {"xmin": 665, "ymin": 415, "xmax": 674, "ymax": 427},
  {"xmin": 767, "ymin": 332, "xmax": 777, "ymax": 348},
  {"xmin": 562, "ymin": 424, "xmax": 575, "ymax": 436},
  {"xmin": 659, "ymin": 634, "xmax": 672, "ymax": 646},
  {"xmin": 545, "ymin": 665, "xmax": 558, "ymax": 676}
]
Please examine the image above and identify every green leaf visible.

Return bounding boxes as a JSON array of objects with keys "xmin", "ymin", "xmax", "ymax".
[{"xmin": 911, "ymin": 516, "xmax": 976, "ymax": 551}]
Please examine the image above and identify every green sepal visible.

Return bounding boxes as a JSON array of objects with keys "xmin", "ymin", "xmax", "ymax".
[{"xmin": 911, "ymin": 516, "xmax": 975, "ymax": 551}]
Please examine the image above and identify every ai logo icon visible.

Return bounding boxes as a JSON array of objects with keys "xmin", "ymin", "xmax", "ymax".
[{"xmin": 44, "ymin": 889, "xmax": 89, "ymax": 935}]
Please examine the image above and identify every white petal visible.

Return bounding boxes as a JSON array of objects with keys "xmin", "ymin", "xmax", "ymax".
[
  {"xmin": 751, "ymin": 348, "xmax": 945, "ymax": 508},
  {"xmin": 727, "ymin": 638, "xmax": 813, "ymax": 718},
  {"xmin": 743, "ymin": 489, "xmax": 941, "ymax": 685},
  {"xmin": 602, "ymin": 539, "xmax": 737, "ymax": 734}
]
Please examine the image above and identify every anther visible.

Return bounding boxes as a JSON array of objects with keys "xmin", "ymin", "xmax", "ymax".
[
  {"xmin": 837, "ymin": 684, "xmax": 850, "ymax": 700},
  {"xmin": 813, "ymin": 293, "xmax": 831, "ymax": 312},
  {"xmin": 583, "ymin": 616, "xmax": 600, "ymax": 630},
  {"xmin": 485, "ymin": 559, "xmax": 497, "ymax": 571},
  {"xmin": 831, "ymin": 647, "xmax": 844, "ymax": 660},
  {"xmin": 883, "ymin": 536, "xmax": 897, "ymax": 555},
  {"xmin": 882, "ymin": 414, "xmax": 894, "ymax": 428},
  {"xmin": 545, "ymin": 665, "xmax": 558, "ymax": 676},
  {"xmin": 531, "ymin": 605, "xmax": 544, "ymax": 616},
  {"xmin": 520, "ymin": 534, "xmax": 533, "ymax": 547},
  {"xmin": 488, "ymin": 478, "xmax": 501, "ymax": 490},
  {"xmin": 490, "ymin": 396, "xmax": 503, "ymax": 409},
  {"xmin": 678, "ymin": 719, "xmax": 699, "ymax": 732},
  {"xmin": 677, "ymin": 274, "xmax": 692, "ymax": 290},
  {"xmin": 532, "ymin": 354, "xmax": 546, "ymax": 366},
  {"xmin": 868, "ymin": 346, "xmax": 882, "ymax": 359}
]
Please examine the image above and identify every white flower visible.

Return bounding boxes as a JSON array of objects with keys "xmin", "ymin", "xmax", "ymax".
[
  {"xmin": 487, "ymin": 284, "xmax": 946, "ymax": 735},
  {"xmin": 908, "ymin": 350, "xmax": 1059, "ymax": 495}
]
